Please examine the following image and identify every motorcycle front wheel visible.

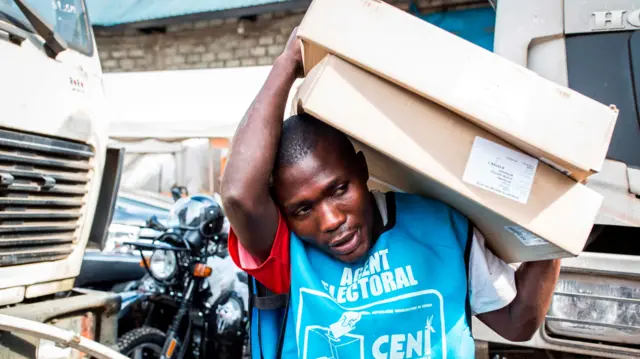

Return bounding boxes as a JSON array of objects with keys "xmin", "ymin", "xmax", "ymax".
[{"xmin": 117, "ymin": 326, "xmax": 166, "ymax": 358}]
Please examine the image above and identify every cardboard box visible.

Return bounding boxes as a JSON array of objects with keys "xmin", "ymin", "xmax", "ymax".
[
  {"xmin": 292, "ymin": 56, "xmax": 604, "ymax": 263},
  {"xmin": 297, "ymin": 0, "xmax": 619, "ymax": 182}
]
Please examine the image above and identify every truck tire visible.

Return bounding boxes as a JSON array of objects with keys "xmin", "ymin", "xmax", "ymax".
[{"xmin": 117, "ymin": 326, "xmax": 166, "ymax": 358}]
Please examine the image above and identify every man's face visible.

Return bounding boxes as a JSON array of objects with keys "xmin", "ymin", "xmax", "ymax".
[{"xmin": 273, "ymin": 142, "xmax": 373, "ymax": 263}]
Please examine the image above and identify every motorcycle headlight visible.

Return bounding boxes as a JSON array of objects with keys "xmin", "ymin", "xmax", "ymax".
[
  {"xmin": 149, "ymin": 249, "xmax": 178, "ymax": 281},
  {"xmin": 104, "ymin": 223, "xmax": 140, "ymax": 254},
  {"xmin": 546, "ymin": 274, "xmax": 640, "ymax": 345}
]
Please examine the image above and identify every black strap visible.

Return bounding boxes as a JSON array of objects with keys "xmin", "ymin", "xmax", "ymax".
[
  {"xmin": 254, "ymin": 294, "xmax": 290, "ymax": 310},
  {"xmin": 250, "ymin": 277, "xmax": 290, "ymax": 359},
  {"xmin": 275, "ymin": 293, "xmax": 290, "ymax": 358},
  {"xmin": 247, "ymin": 276, "xmax": 260, "ymax": 359},
  {"xmin": 464, "ymin": 221, "xmax": 474, "ymax": 332}
]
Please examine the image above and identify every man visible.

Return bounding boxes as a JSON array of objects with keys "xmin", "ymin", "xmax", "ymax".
[{"xmin": 222, "ymin": 28, "xmax": 561, "ymax": 358}]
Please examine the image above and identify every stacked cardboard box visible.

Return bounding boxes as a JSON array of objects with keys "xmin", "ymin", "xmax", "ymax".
[
  {"xmin": 297, "ymin": 0, "xmax": 618, "ymax": 182},
  {"xmin": 290, "ymin": 0, "xmax": 619, "ymax": 262}
]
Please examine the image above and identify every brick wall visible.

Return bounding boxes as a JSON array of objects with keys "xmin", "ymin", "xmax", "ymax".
[{"xmin": 95, "ymin": 0, "xmax": 489, "ymax": 73}]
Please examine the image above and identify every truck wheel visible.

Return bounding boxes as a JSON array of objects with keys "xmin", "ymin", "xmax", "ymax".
[{"xmin": 117, "ymin": 326, "xmax": 166, "ymax": 358}]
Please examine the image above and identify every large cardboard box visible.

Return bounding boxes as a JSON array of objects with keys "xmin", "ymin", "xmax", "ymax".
[
  {"xmin": 292, "ymin": 56, "xmax": 604, "ymax": 263},
  {"xmin": 297, "ymin": 0, "xmax": 619, "ymax": 182}
]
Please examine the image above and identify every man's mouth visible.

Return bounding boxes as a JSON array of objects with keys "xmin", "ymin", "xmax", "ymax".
[{"xmin": 329, "ymin": 229, "xmax": 360, "ymax": 255}]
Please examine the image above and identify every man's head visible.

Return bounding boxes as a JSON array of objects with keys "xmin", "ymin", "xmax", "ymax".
[{"xmin": 271, "ymin": 114, "xmax": 374, "ymax": 263}]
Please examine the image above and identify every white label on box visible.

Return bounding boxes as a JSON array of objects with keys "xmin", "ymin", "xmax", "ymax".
[
  {"xmin": 506, "ymin": 226, "xmax": 548, "ymax": 246},
  {"xmin": 540, "ymin": 157, "xmax": 572, "ymax": 177},
  {"xmin": 463, "ymin": 137, "xmax": 538, "ymax": 204}
]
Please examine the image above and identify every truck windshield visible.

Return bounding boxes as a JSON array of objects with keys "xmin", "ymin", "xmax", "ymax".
[{"xmin": 0, "ymin": 0, "xmax": 92, "ymax": 55}]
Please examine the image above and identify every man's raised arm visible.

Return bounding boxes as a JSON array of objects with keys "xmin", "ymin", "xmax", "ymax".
[{"xmin": 221, "ymin": 29, "xmax": 302, "ymax": 261}]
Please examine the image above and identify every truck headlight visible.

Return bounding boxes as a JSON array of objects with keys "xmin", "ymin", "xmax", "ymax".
[
  {"xmin": 149, "ymin": 249, "xmax": 178, "ymax": 280},
  {"xmin": 546, "ymin": 274, "xmax": 640, "ymax": 345},
  {"xmin": 104, "ymin": 223, "xmax": 140, "ymax": 254}
]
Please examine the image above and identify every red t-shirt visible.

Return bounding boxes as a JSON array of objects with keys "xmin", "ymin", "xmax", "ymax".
[{"xmin": 228, "ymin": 213, "xmax": 290, "ymax": 294}]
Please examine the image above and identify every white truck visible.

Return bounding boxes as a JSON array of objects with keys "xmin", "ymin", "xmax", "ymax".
[
  {"xmin": 472, "ymin": 1, "xmax": 640, "ymax": 358},
  {"xmin": 0, "ymin": 1, "xmax": 125, "ymax": 358}
]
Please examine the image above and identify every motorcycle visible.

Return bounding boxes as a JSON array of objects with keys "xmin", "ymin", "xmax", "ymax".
[{"xmin": 116, "ymin": 195, "xmax": 248, "ymax": 359}]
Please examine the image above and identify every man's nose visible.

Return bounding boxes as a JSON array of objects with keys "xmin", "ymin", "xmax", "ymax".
[{"xmin": 318, "ymin": 202, "xmax": 346, "ymax": 233}]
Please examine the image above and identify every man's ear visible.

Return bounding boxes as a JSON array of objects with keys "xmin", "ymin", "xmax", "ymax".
[{"xmin": 355, "ymin": 151, "xmax": 369, "ymax": 182}]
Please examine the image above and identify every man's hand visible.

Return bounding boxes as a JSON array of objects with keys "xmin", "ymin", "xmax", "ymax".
[
  {"xmin": 280, "ymin": 27, "xmax": 304, "ymax": 78},
  {"xmin": 221, "ymin": 27, "xmax": 303, "ymax": 260},
  {"xmin": 477, "ymin": 259, "xmax": 561, "ymax": 342}
]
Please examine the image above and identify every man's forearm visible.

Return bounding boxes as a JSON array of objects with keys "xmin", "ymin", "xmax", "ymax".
[
  {"xmin": 223, "ymin": 55, "xmax": 298, "ymax": 200},
  {"xmin": 221, "ymin": 52, "xmax": 300, "ymax": 259},
  {"xmin": 510, "ymin": 259, "xmax": 561, "ymax": 336},
  {"xmin": 478, "ymin": 259, "xmax": 561, "ymax": 342}
]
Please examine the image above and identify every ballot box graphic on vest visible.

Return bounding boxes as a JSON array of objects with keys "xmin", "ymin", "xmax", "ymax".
[
  {"xmin": 297, "ymin": 288, "xmax": 446, "ymax": 359},
  {"xmin": 303, "ymin": 312, "xmax": 365, "ymax": 359}
]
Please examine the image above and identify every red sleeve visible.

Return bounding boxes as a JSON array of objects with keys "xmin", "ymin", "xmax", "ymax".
[{"xmin": 228, "ymin": 213, "xmax": 290, "ymax": 294}]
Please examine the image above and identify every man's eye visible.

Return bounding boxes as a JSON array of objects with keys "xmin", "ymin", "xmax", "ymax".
[
  {"xmin": 294, "ymin": 206, "xmax": 311, "ymax": 217},
  {"xmin": 334, "ymin": 184, "xmax": 348, "ymax": 196}
]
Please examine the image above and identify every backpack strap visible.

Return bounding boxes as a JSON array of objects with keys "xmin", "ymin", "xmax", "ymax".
[
  {"xmin": 275, "ymin": 291, "xmax": 290, "ymax": 358},
  {"xmin": 248, "ymin": 275, "xmax": 290, "ymax": 359},
  {"xmin": 464, "ymin": 221, "xmax": 474, "ymax": 333},
  {"xmin": 247, "ymin": 275, "xmax": 257, "ymax": 358},
  {"xmin": 254, "ymin": 293, "xmax": 289, "ymax": 310}
]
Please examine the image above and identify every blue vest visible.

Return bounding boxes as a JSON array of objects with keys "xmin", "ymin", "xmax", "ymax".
[{"xmin": 250, "ymin": 192, "xmax": 475, "ymax": 359}]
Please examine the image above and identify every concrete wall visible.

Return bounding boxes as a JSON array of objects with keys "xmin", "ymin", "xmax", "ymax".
[{"xmin": 95, "ymin": 0, "xmax": 489, "ymax": 73}]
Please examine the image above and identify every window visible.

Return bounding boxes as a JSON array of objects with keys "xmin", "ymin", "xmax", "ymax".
[{"xmin": 0, "ymin": 0, "xmax": 93, "ymax": 55}]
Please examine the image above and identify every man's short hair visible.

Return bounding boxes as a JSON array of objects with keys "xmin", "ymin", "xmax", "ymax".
[{"xmin": 274, "ymin": 113, "xmax": 356, "ymax": 171}]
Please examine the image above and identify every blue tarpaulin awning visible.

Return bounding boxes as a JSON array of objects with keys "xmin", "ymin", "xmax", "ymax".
[
  {"xmin": 86, "ymin": 0, "xmax": 299, "ymax": 27},
  {"xmin": 412, "ymin": 5, "xmax": 496, "ymax": 51}
]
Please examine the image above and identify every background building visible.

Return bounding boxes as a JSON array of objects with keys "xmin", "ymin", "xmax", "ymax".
[
  {"xmin": 88, "ymin": 0, "xmax": 496, "ymax": 73},
  {"xmin": 88, "ymin": 0, "xmax": 496, "ymax": 196}
]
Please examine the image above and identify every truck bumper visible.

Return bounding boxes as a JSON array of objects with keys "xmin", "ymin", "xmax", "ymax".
[{"xmin": 0, "ymin": 289, "xmax": 120, "ymax": 359}]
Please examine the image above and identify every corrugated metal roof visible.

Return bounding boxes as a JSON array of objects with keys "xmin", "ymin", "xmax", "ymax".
[{"xmin": 86, "ymin": 0, "xmax": 294, "ymax": 27}]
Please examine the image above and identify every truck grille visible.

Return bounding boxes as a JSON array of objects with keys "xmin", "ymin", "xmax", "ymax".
[{"xmin": 0, "ymin": 129, "xmax": 94, "ymax": 267}]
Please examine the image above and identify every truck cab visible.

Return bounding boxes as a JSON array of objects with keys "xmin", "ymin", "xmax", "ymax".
[
  {"xmin": 473, "ymin": 1, "xmax": 640, "ymax": 358},
  {"xmin": 0, "ymin": 1, "xmax": 123, "ymax": 357}
]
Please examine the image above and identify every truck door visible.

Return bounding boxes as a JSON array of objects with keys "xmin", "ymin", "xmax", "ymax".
[
  {"xmin": 631, "ymin": 31, "xmax": 640, "ymax": 152},
  {"xmin": 565, "ymin": 30, "xmax": 640, "ymax": 168}
]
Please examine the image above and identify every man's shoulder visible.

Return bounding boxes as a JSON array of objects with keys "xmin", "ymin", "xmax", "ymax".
[
  {"xmin": 389, "ymin": 192, "xmax": 470, "ymax": 241},
  {"xmin": 392, "ymin": 192, "xmax": 462, "ymax": 216}
]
